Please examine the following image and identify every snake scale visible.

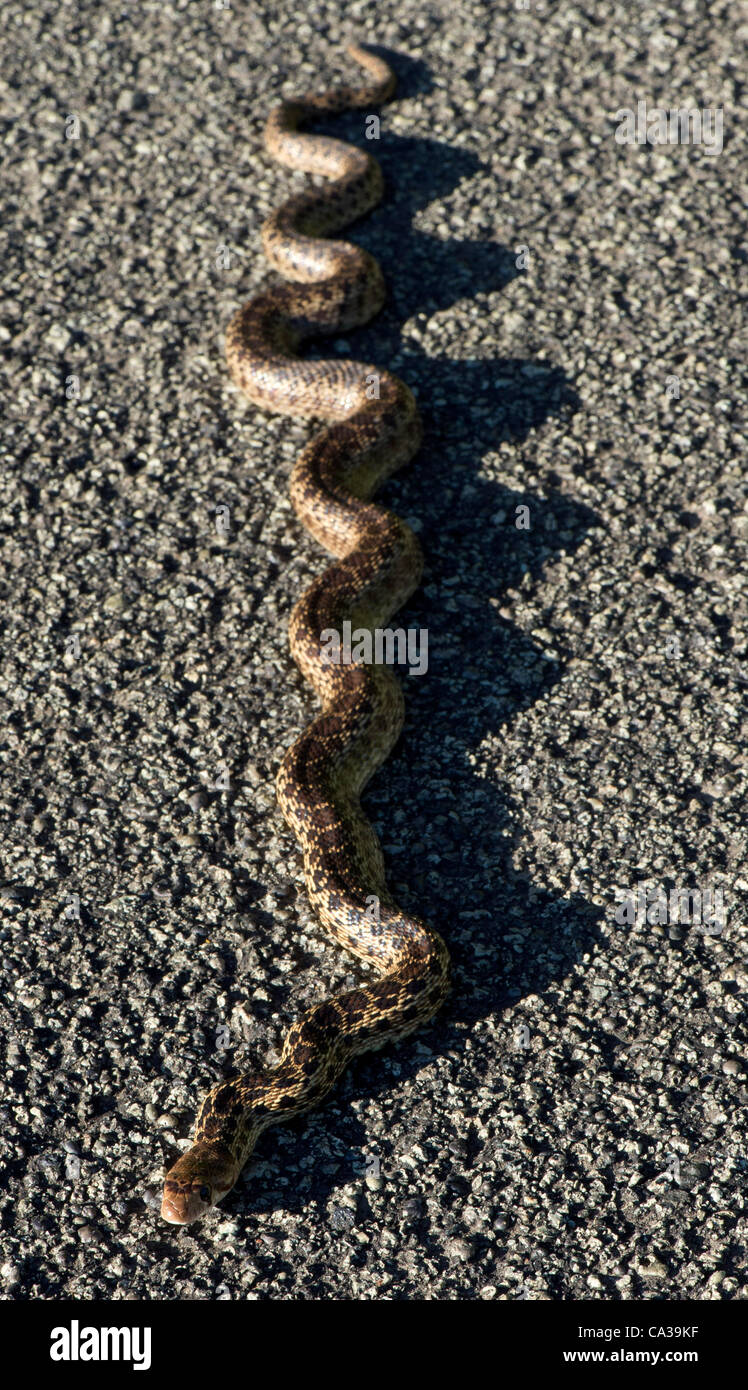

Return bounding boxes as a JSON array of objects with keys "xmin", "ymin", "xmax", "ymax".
[{"xmin": 161, "ymin": 43, "xmax": 450, "ymax": 1224}]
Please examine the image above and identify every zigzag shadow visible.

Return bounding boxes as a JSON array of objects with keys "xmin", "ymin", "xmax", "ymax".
[{"xmin": 183, "ymin": 50, "xmax": 606, "ymax": 1237}]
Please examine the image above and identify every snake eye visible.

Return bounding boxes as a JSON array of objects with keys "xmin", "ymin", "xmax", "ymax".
[{"xmin": 199, "ymin": 1185, "xmax": 211, "ymax": 1203}]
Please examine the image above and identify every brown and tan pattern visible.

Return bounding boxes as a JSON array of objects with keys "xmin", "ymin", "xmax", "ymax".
[{"xmin": 161, "ymin": 43, "xmax": 450, "ymax": 1225}]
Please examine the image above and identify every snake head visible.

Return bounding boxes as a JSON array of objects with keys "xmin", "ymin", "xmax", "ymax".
[{"xmin": 161, "ymin": 1141, "xmax": 239, "ymax": 1225}]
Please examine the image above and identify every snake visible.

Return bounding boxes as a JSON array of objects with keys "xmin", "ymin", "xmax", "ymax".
[{"xmin": 161, "ymin": 42, "xmax": 450, "ymax": 1225}]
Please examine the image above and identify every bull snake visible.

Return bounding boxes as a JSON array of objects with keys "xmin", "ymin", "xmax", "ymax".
[{"xmin": 161, "ymin": 42, "xmax": 450, "ymax": 1225}]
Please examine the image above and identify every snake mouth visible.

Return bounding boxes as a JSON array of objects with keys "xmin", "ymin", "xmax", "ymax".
[
  {"xmin": 160, "ymin": 1183, "xmax": 213, "ymax": 1225},
  {"xmin": 161, "ymin": 1142, "xmax": 239, "ymax": 1224}
]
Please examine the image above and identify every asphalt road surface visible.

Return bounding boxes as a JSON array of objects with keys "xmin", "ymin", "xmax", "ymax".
[{"xmin": 0, "ymin": 0, "xmax": 746, "ymax": 1299}]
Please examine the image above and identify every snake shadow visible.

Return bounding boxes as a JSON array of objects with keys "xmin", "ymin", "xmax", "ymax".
[{"xmin": 198, "ymin": 49, "xmax": 606, "ymax": 1239}]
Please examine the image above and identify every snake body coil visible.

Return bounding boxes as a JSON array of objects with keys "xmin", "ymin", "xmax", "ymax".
[{"xmin": 161, "ymin": 43, "xmax": 450, "ymax": 1225}]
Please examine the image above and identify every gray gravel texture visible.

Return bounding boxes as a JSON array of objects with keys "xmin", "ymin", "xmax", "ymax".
[{"xmin": 1, "ymin": 0, "xmax": 746, "ymax": 1301}]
